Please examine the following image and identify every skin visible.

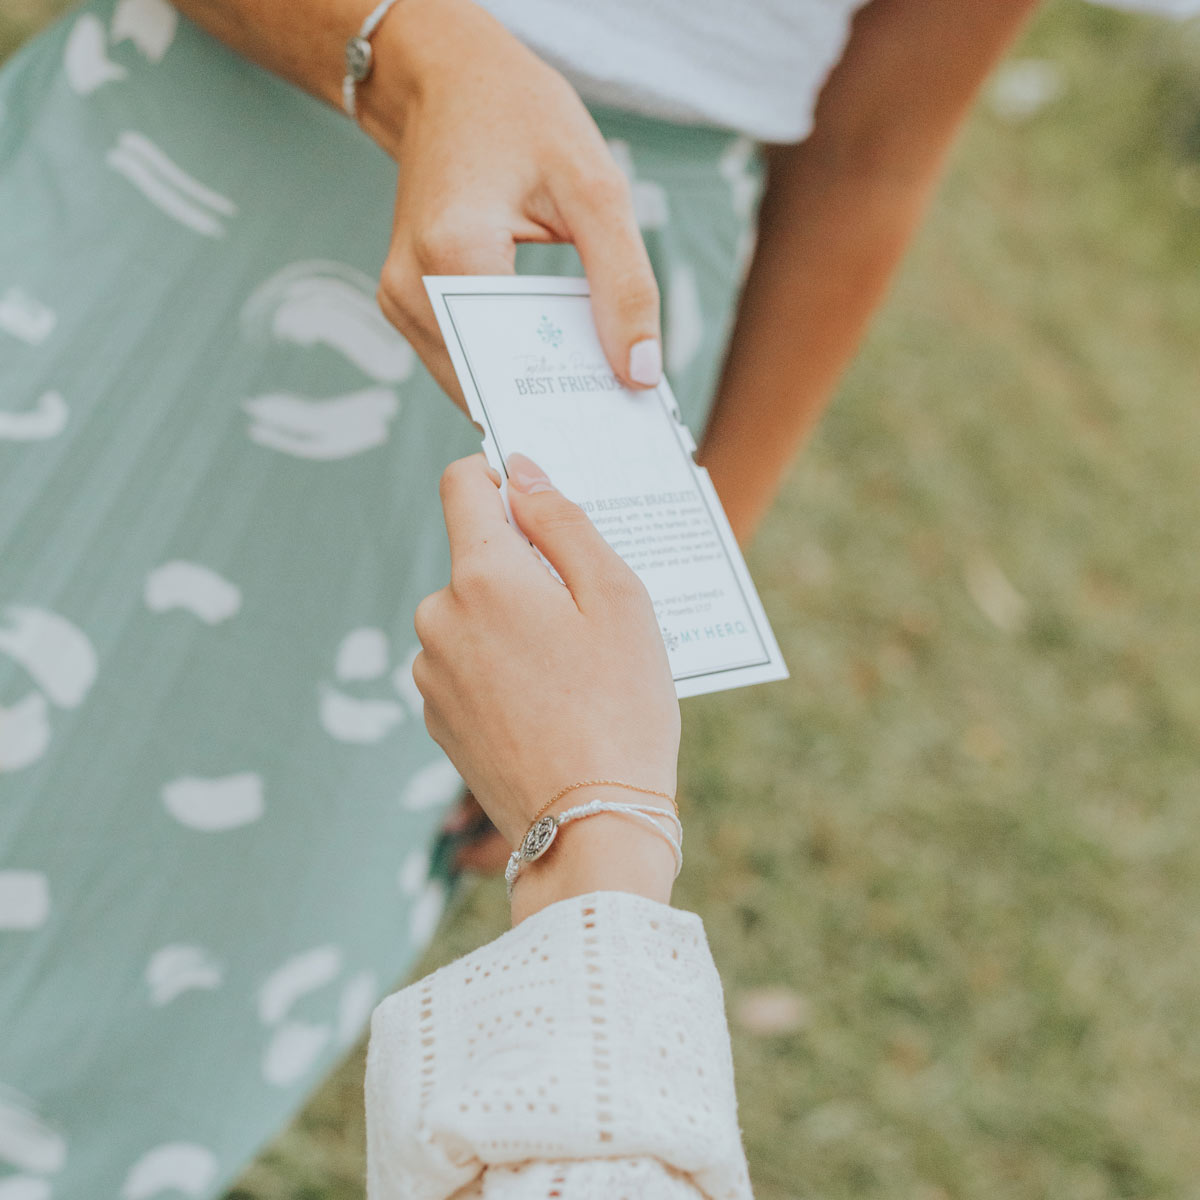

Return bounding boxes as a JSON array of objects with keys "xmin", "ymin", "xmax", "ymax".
[
  {"xmin": 171, "ymin": 0, "xmax": 1039, "ymax": 865},
  {"xmin": 171, "ymin": 0, "xmax": 1039, "ymax": 519},
  {"xmin": 413, "ymin": 454, "xmax": 681, "ymax": 922},
  {"xmin": 698, "ymin": 0, "xmax": 1041, "ymax": 543},
  {"xmin": 445, "ymin": 0, "xmax": 1041, "ymax": 868},
  {"xmin": 170, "ymin": 0, "xmax": 662, "ymax": 404}
]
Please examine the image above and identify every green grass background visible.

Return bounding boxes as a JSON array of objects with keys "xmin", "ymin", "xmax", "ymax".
[{"xmin": 6, "ymin": 3, "xmax": 1200, "ymax": 1198}]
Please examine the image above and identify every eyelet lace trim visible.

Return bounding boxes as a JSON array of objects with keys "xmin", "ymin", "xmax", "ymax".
[{"xmin": 365, "ymin": 891, "xmax": 751, "ymax": 1199}]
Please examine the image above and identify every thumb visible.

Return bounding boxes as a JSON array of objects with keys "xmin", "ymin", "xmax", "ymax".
[
  {"xmin": 559, "ymin": 174, "xmax": 663, "ymax": 390},
  {"xmin": 506, "ymin": 453, "xmax": 632, "ymax": 605}
]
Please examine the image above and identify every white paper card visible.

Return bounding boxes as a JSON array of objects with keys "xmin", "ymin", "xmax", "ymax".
[{"xmin": 424, "ymin": 275, "xmax": 788, "ymax": 698}]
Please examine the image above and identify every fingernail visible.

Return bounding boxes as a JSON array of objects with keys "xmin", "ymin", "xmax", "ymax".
[
  {"xmin": 507, "ymin": 452, "xmax": 555, "ymax": 494},
  {"xmin": 629, "ymin": 338, "xmax": 662, "ymax": 387}
]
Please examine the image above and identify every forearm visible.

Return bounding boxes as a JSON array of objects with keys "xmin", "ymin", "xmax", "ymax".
[
  {"xmin": 699, "ymin": 146, "xmax": 930, "ymax": 545},
  {"xmin": 168, "ymin": 0, "xmax": 476, "ymax": 152},
  {"xmin": 170, "ymin": 0, "xmax": 370, "ymax": 108},
  {"xmin": 699, "ymin": 0, "xmax": 1040, "ymax": 545}
]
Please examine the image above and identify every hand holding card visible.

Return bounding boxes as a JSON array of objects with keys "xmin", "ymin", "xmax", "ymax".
[{"xmin": 424, "ymin": 275, "xmax": 787, "ymax": 697}]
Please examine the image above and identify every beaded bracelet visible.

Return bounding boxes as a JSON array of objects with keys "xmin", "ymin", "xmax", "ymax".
[{"xmin": 504, "ymin": 798, "xmax": 683, "ymax": 900}]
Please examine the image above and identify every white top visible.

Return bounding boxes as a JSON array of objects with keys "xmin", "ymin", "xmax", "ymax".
[
  {"xmin": 476, "ymin": 0, "xmax": 1200, "ymax": 143},
  {"xmin": 476, "ymin": 0, "xmax": 869, "ymax": 143},
  {"xmin": 366, "ymin": 891, "xmax": 752, "ymax": 1199}
]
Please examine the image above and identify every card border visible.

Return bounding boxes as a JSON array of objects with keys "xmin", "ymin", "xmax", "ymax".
[{"xmin": 424, "ymin": 275, "xmax": 788, "ymax": 696}]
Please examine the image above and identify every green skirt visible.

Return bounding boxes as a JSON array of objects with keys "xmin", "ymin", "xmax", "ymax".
[{"xmin": 0, "ymin": 2, "xmax": 760, "ymax": 1194}]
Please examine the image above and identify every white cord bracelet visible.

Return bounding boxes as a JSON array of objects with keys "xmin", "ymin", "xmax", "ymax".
[
  {"xmin": 504, "ymin": 799, "xmax": 684, "ymax": 900},
  {"xmin": 342, "ymin": 0, "xmax": 406, "ymax": 119}
]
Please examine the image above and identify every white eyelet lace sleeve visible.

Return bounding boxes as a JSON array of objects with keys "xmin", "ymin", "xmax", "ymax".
[{"xmin": 365, "ymin": 891, "xmax": 753, "ymax": 1200}]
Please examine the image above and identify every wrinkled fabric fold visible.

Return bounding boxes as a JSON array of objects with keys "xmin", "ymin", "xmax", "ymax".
[{"xmin": 366, "ymin": 891, "xmax": 752, "ymax": 1200}]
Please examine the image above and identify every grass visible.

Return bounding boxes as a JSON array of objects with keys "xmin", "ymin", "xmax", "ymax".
[{"xmin": 8, "ymin": 4, "xmax": 1200, "ymax": 1198}]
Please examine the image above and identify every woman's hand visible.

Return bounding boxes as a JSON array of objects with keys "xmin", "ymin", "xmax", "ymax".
[
  {"xmin": 359, "ymin": 0, "xmax": 662, "ymax": 406},
  {"xmin": 413, "ymin": 453, "xmax": 681, "ymax": 919}
]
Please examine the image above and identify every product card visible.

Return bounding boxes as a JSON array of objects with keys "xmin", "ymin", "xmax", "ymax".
[{"xmin": 425, "ymin": 275, "xmax": 788, "ymax": 698}]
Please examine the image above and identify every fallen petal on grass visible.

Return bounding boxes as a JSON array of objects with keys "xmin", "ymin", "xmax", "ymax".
[
  {"xmin": 734, "ymin": 987, "xmax": 810, "ymax": 1036},
  {"xmin": 965, "ymin": 555, "xmax": 1029, "ymax": 633}
]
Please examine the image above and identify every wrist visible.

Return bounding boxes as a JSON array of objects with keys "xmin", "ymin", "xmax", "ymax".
[
  {"xmin": 350, "ymin": 0, "xmax": 429, "ymax": 153},
  {"xmin": 352, "ymin": 0, "xmax": 484, "ymax": 157},
  {"xmin": 509, "ymin": 790, "xmax": 679, "ymax": 925}
]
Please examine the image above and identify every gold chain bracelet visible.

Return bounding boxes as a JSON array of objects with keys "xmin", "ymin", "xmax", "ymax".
[
  {"xmin": 506, "ymin": 782, "xmax": 683, "ymax": 899},
  {"xmin": 527, "ymin": 779, "xmax": 677, "ymax": 828}
]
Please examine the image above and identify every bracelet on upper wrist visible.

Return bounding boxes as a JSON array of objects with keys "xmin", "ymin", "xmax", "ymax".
[
  {"xmin": 342, "ymin": 0, "xmax": 409, "ymax": 118},
  {"xmin": 504, "ymin": 789, "xmax": 683, "ymax": 900}
]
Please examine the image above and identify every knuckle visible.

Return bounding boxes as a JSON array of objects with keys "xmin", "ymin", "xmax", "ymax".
[
  {"xmin": 413, "ymin": 597, "xmax": 432, "ymax": 643},
  {"xmin": 409, "ymin": 649, "xmax": 431, "ymax": 697},
  {"xmin": 413, "ymin": 591, "xmax": 445, "ymax": 643},
  {"xmin": 423, "ymin": 704, "xmax": 446, "ymax": 746},
  {"xmin": 438, "ymin": 456, "xmax": 473, "ymax": 502},
  {"xmin": 376, "ymin": 258, "xmax": 410, "ymax": 310},
  {"xmin": 538, "ymin": 514, "xmax": 592, "ymax": 547},
  {"xmin": 413, "ymin": 215, "xmax": 477, "ymax": 272},
  {"xmin": 613, "ymin": 273, "xmax": 660, "ymax": 324},
  {"xmin": 573, "ymin": 164, "xmax": 631, "ymax": 211},
  {"xmin": 454, "ymin": 548, "xmax": 531, "ymax": 608},
  {"xmin": 376, "ymin": 263, "xmax": 424, "ymax": 333},
  {"xmin": 598, "ymin": 563, "xmax": 647, "ymax": 609},
  {"xmin": 534, "ymin": 499, "xmax": 591, "ymax": 534},
  {"xmin": 451, "ymin": 559, "xmax": 492, "ymax": 604},
  {"xmin": 451, "ymin": 557, "xmax": 498, "ymax": 601}
]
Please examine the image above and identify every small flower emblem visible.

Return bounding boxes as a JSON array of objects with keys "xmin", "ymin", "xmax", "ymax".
[
  {"xmin": 661, "ymin": 626, "xmax": 680, "ymax": 653},
  {"xmin": 537, "ymin": 314, "xmax": 563, "ymax": 348}
]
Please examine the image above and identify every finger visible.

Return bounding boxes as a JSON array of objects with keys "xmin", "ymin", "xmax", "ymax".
[
  {"xmin": 439, "ymin": 454, "xmax": 522, "ymax": 565},
  {"xmin": 556, "ymin": 166, "xmax": 662, "ymax": 390},
  {"xmin": 377, "ymin": 258, "xmax": 468, "ymax": 411},
  {"xmin": 412, "ymin": 209, "xmax": 518, "ymax": 278},
  {"xmin": 412, "ymin": 602, "xmax": 442, "ymax": 654},
  {"xmin": 506, "ymin": 452, "xmax": 637, "ymax": 607},
  {"xmin": 378, "ymin": 212, "xmax": 518, "ymax": 411}
]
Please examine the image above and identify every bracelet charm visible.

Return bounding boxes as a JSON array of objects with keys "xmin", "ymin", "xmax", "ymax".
[
  {"xmin": 520, "ymin": 815, "xmax": 560, "ymax": 863},
  {"xmin": 504, "ymin": 798, "xmax": 684, "ymax": 900},
  {"xmin": 504, "ymin": 816, "xmax": 560, "ymax": 895},
  {"xmin": 345, "ymin": 36, "xmax": 373, "ymax": 84},
  {"xmin": 342, "ymin": 0, "xmax": 406, "ymax": 118}
]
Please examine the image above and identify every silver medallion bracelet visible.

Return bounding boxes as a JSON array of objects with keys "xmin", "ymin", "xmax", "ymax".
[
  {"xmin": 342, "ymin": 0, "xmax": 407, "ymax": 119},
  {"xmin": 505, "ymin": 797, "xmax": 684, "ymax": 901}
]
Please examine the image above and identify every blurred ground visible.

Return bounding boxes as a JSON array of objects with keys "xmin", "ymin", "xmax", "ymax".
[{"xmin": 7, "ymin": 3, "xmax": 1200, "ymax": 1199}]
